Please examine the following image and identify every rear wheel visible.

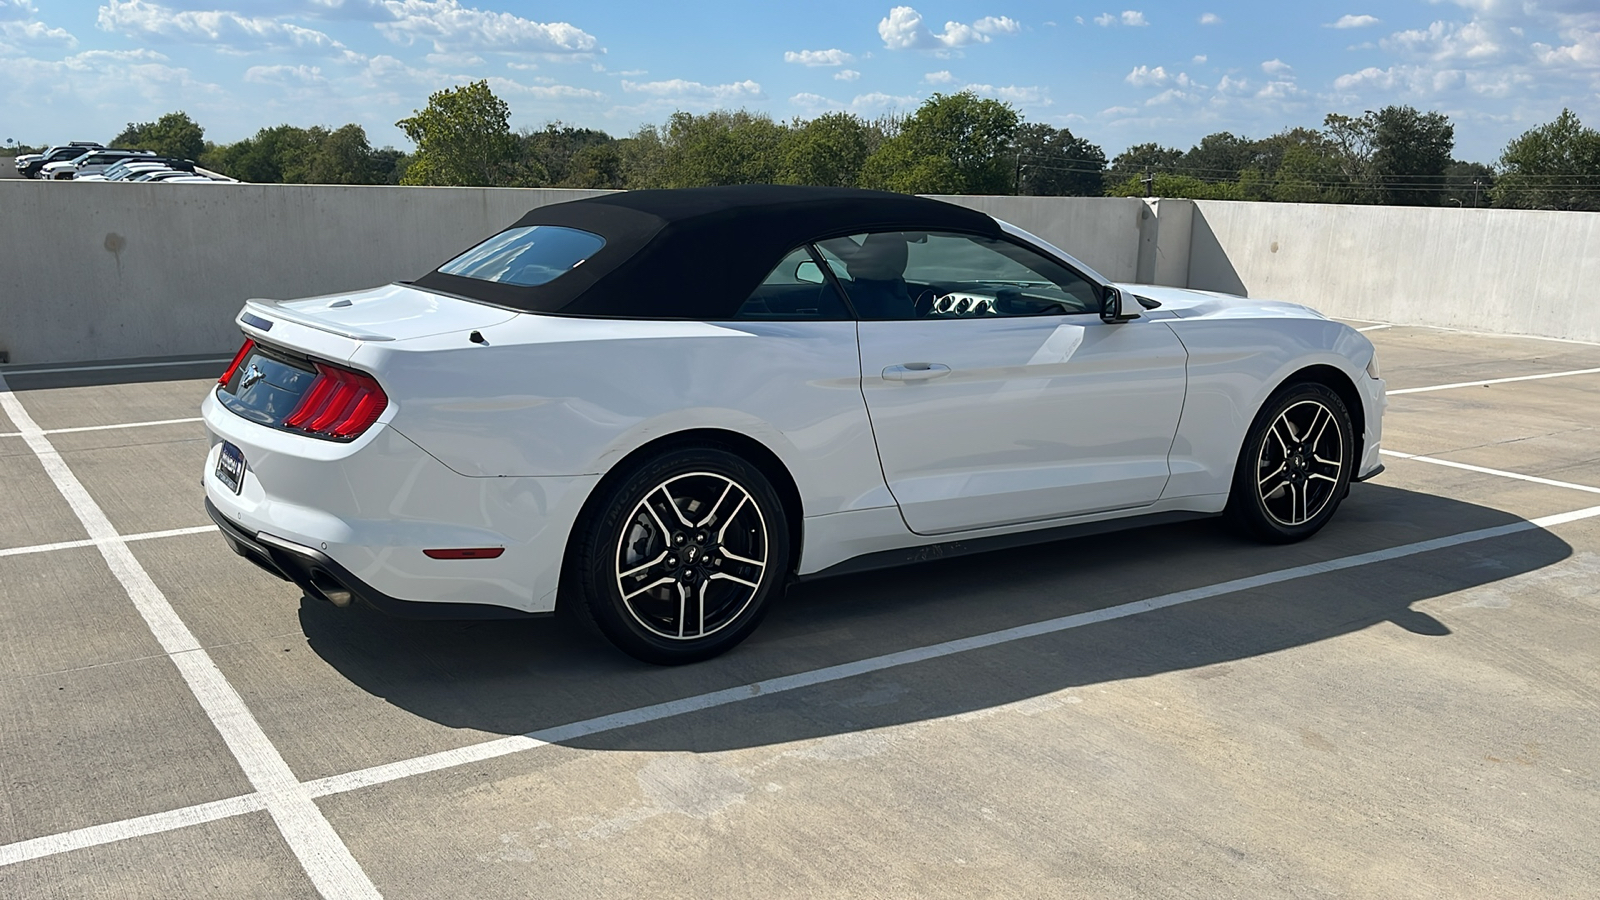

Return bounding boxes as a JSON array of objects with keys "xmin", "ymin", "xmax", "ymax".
[
  {"xmin": 568, "ymin": 446, "xmax": 789, "ymax": 665},
  {"xmin": 1225, "ymin": 382, "xmax": 1354, "ymax": 544}
]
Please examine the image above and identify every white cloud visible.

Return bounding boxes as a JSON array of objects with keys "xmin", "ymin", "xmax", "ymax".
[
  {"xmin": 1382, "ymin": 20, "xmax": 1501, "ymax": 61},
  {"xmin": 1125, "ymin": 64, "xmax": 1168, "ymax": 86},
  {"xmin": 878, "ymin": 6, "xmax": 1022, "ymax": 50},
  {"xmin": 1328, "ymin": 15, "xmax": 1380, "ymax": 29},
  {"xmin": 784, "ymin": 48, "xmax": 853, "ymax": 66},
  {"xmin": 1099, "ymin": 105, "xmax": 1138, "ymax": 117},
  {"xmin": 482, "ymin": 76, "xmax": 605, "ymax": 101},
  {"xmin": 1261, "ymin": 58, "xmax": 1293, "ymax": 75},
  {"xmin": 1255, "ymin": 80, "xmax": 1303, "ymax": 99},
  {"xmin": 622, "ymin": 78, "xmax": 763, "ymax": 103},
  {"xmin": 424, "ymin": 50, "xmax": 482, "ymax": 66},
  {"xmin": 790, "ymin": 91, "xmax": 841, "ymax": 110},
  {"xmin": 963, "ymin": 82, "xmax": 1050, "ymax": 105},
  {"xmin": 0, "ymin": 17, "xmax": 76, "ymax": 48},
  {"xmin": 850, "ymin": 91, "xmax": 918, "ymax": 111},
  {"xmin": 923, "ymin": 69, "xmax": 955, "ymax": 83},
  {"xmin": 1095, "ymin": 10, "xmax": 1148, "ymax": 27},
  {"xmin": 244, "ymin": 64, "xmax": 326, "ymax": 85},
  {"xmin": 834, "ymin": 68, "xmax": 860, "ymax": 81},
  {"xmin": 1216, "ymin": 74, "xmax": 1249, "ymax": 93},
  {"xmin": 96, "ymin": 0, "xmax": 344, "ymax": 51},
  {"xmin": 1192, "ymin": 54, "xmax": 1207, "ymax": 64},
  {"xmin": 377, "ymin": 0, "xmax": 598, "ymax": 54},
  {"xmin": 1199, "ymin": 12, "xmax": 1220, "ymax": 25}
]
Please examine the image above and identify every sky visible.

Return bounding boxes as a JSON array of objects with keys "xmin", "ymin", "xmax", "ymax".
[{"xmin": 2, "ymin": 1, "xmax": 1597, "ymax": 163}]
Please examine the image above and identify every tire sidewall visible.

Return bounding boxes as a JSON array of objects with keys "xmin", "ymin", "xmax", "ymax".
[
  {"xmin": 1229, "ymin": 382, "xmax": 1354, "ymax": 543},
  {"xmin": 575, "ymin": 446, "xmax": 789, "ymax": 665}
]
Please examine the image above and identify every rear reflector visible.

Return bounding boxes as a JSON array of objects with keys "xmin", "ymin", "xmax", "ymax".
[
  {"xmin": 283, "ymin": 363, "xmax": 388, "ymax": 440},
  {"xmin": 219, "ymin": 339, "xmax": 256, "ymax": 385},
  {"xmin": 423, "ymin": 548, "xmax": 506, "ymax": 560}
]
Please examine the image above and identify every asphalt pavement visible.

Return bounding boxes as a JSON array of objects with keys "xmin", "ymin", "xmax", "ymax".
[{"xmin": 1, "ymin": 323, "xmax": 1598, "ymax": 898}]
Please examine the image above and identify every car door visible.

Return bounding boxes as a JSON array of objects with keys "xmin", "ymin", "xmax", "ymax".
[{"xmin": 817, "ymin": 231, "xmax": 1188, "ymax": 536}]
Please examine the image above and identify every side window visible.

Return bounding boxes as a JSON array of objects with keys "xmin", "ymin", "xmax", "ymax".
[
  {"xmin": 814, "ymin": 231, "xmax": 1102, "ymax": 321},
  {"xmin": 734, "ymin": 246, "xmax": 850, "ymax": 320}
]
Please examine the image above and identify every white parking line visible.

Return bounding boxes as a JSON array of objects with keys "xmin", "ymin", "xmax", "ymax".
[
  {"xmin": 0, "ymin": 373, "xmax": 382, "ymax": 900},
  {"xmin": 0, "ymin": 358, "xmax": 232, "ymax": 377},
  {"xmin": 1389, "ymin": 367, "xmax": 1600, "ymax": 395},
  {"xmin": 5, "ymin": 499, "xmax": 1599, "ymax": 871},
  {"xmin": 0, "ymin": 525, "xmax": 218, "ymax": 559},
  {"xmin": 1382, "ymin": 450, "xmax": 1600, "ymax": 495},
  {"xmin": 1357, "ymin": 324, "xmax": 1392, "ymax": 332},
  {"xmin": 1, "ymin": 416, "xmax": 206, "ymax": 439}
]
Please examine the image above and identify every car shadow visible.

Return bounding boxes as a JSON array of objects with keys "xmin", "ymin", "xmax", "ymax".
[{"xmin": 299, "ymin": 482, "xmax": 1572, "ymax": 753}]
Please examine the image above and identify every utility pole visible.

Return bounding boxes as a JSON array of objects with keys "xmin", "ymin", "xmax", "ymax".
[
  {"xmin": 1472, "ymin": 179, "xmax": 1482, "ymax": 208},
  {"xmin": 1141, "ymin": 169, "xmax": 1154, "ymax": 198}
]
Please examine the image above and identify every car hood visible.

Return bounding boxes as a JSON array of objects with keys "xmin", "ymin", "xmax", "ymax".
[
  {"xmin": 1116, "ymin": 284, "xmax": 1328, "ymax": 322},
  {"xmin": 243, "ymin": 282, "xmax": 520, "ymax": 343}
]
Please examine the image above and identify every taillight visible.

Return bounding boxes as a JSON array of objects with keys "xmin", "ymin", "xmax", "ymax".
[
  {"xmin": 282, "ymin": 363, "xmax": 388, "ymax": 440},
  {"xmin": 219, "ymin": 339, "xmax": 255, "ymax": 385}
]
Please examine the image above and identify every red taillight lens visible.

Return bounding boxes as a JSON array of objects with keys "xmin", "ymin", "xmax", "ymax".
[
  {"xmin": 283, "ymin": 363, "xmax": 388, "ymax": 440},
  {"xmin": 219, "ymin": 339, "xmax": 255, "ymax": 385}
]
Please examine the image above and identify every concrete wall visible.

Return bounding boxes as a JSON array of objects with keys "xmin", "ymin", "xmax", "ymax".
[
  {"xmin": 0, "ymin": 182, "xmax": 606, "ymax": 365},
  {"xmin": 1189, "ymin": 199, "xmax": 1600, "ymax": 344},
  {"xmin": 931, "ymin": 195, "xmax": 1149, "ymax": 283},
  {"xmin": 3, "ymin": 182, "xmax": 1598, "ymax": 366}
]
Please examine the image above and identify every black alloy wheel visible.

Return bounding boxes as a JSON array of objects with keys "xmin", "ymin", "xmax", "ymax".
[
  {"xmin": 1226, "ymin": 382, "xmax": 1354, "ymax": 544},
  {"xmin": 567, "ymin": 445, "xmax": 790, "ymax": 665}
]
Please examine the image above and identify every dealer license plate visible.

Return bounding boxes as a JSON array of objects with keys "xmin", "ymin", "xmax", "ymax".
[{"xmin": 215, "ymin": 441, "xmax": 246, "ymax": 494}]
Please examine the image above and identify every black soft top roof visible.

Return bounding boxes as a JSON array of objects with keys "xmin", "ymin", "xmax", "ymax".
[{"xmin": 411, "ymin": 185, "xmax": 1001, "ymax": 319}]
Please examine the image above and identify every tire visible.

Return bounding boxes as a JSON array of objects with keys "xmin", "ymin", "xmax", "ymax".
[
  {"xmin": 567, "ymin": 445, "xmax": 790, "ymax": 665},
  {"xmin": 1225, "ymin": 382, "xmax": 1355, "ymax": 544}
]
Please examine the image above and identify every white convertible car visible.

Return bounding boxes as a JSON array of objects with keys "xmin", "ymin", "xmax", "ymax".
[{"xmin": 203, "ymin": 186, "xmax": 1386, "ymax": 664}]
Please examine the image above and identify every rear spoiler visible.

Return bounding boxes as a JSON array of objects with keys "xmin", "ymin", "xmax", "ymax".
[{"xmin": 240, "ymin": 299, "xmax": 397, "ymax": 342}]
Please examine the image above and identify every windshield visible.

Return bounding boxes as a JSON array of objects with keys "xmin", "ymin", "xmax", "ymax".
[{"xmin": 437, "ymin": 225, "xmax": 605, "ymax": 287}]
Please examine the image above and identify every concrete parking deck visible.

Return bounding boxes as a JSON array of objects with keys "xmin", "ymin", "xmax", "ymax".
[{"xmin": 1, "ymin": 324, "xmax": 1598, "ymax": 898}]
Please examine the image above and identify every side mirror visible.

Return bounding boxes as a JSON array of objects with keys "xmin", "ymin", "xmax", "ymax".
[
  {"xmin": 795, "ymin": 260, "xmax": 825, "ymax": 284},
  {"xmin": 1100, "ymin": 286, "xmax": 1140, "ymax": 323}
]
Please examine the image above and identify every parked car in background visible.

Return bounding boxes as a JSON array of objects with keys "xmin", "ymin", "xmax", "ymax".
[
  {"xmin": 75, "ymin": 157, "xmax": 197, "ymax": 182},
  {"xmin": 42, "ymin": 148, "xmax": 156, "ymax": 180},
  {"xmin": 18, "ymin": 142, "xmax": 103, "ymax": 178},
  {"xmin": 202, "ymin": 185, "xmax": 1387, "ymax": 665}
]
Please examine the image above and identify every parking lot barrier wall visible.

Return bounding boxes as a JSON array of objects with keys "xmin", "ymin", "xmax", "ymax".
[
  {"xmin": 1187, "ymin": 199, "xmax": 1600, "ymax": 343},
  {"xmin": 0, "ymin": 182, "xmax": 608, "ymax": 365},
  {"xmin": 3, "ymin": 183, "xmax": 1598, "ymax": 366}
]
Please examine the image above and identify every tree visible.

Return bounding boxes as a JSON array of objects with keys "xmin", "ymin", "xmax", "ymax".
[
  {"xmin": 780, "ymin": 112, "xmax": 870, "ymax": 187},
  {"xmin": 519, "ymin": 123, "xmax": 616, "ymax": 186},
  {"xmin": 1106, "ymin": 142, "xmax": 1184, "ymax": 188},
  {"xmin": 308, "ymin": 124, "xmax": 380, "ymax": 184},
  {"xmin": 1493, "ymin": 109, "xmax": 1600, "ymax": 211},
  {"xmin": 1013, "ymin": 123, "xmax": 1105, "ymax": 196},
  {"xmin": 1106, "ymin": 172, "xmax": 1242, "ymax": 200},
  {"xmin": 1370, "ymin": 105, "xmax": 1454, "ymax": 206},
  {"xmin": 1181, "ymin": 132, "xmax": 1262, "ymax": 183},
  {"xmin": 396, "ymin": 80, "xmax": 522, "ymax": 186},
  {"xmin": 657, "ymin": 110, "xmax": 786, "ymax": 187},
  {"xmin": 862, "ymin": 91, "xmax": 1020, "ymax": 194},
  {"xmin": 112, "ymin": 111, "xmax": 205, "ymax": 160},
  {"xmin": 1444, "ymin": 160, "xmax": 1495, "ymax": 208}
]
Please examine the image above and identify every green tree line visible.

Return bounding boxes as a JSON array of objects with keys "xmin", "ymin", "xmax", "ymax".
[{"xmin": 78, "ymin": 81, "xmax": 1600, "ymax": 211}]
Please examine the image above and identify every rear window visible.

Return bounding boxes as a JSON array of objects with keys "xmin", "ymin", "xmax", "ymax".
[{"xmin": 437, "ymin": 225, "xmax": 605, "ymax": 287}]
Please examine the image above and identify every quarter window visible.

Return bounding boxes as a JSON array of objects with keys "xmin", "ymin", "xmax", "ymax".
[
  {"xmin": 437, "ymin": 225, "xmax": 606, "ymax": 287},
  {"xmin": 813, "ymin": 231, "xmax": 1102, "ymax": 321}
]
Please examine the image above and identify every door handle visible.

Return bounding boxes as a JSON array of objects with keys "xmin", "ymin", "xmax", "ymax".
[{"xmin": 882, "ymin": 363, "xmax": 951, "ymax": 382}]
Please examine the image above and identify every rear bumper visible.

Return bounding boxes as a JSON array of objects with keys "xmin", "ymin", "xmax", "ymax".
[
  {"xmin": 206, "ymin": 499, "xmax": 541, "ymax": 619},
  {"xmin": 201, "ymin": 389, "xmax": 598, "ymax": 614}
]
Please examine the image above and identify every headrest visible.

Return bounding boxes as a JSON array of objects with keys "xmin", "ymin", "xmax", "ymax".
[{"xmin": 843, "ymin": 232, "xmax": 909, "ymax": 281}]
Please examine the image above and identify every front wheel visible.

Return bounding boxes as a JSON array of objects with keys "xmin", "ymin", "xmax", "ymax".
[
  {"xmin": 568, "ymin": 446, "xmax": 790, "ymax": 665},
  {"xmin": 1225, "ymin": 382, "xmax": 1354, "ymax": 544}
]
